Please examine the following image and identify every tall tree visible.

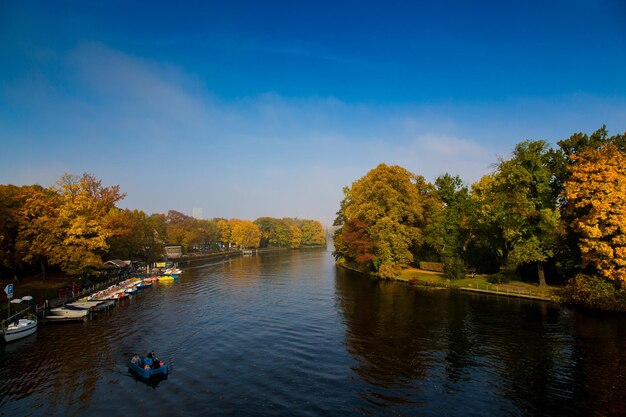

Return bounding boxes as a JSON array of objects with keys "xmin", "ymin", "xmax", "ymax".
[
  {"xmin": 52, "ymin": 173, "xmax": 125, "ymax": 275},
  {"xmin": 481, "ymin": 141, "xmax": 560, "ymax": 286},
  {"xmin": 434, "ymin": 174, "xmax": 471, "ymax": 278},
  {"xmin": 16, "ymin": 187, "xmax": 60, "ymax": 279},
  {"xmin": 217, "ymin": 219, "xmax": 232, "ymax": 248},
  {"xmin": 333, "ymin": 163, "xmax": 428, "ymax": 278},
  {"xmin": 563, "ymin": 143, "xmax": 626, "ymax": 282},
  {"xmin": 106, "ymin": 209, "xmax": 165, "ymax": 262},
  {"xmin": 289, "ymin": 225, "xmax": 302, "ymax": 248},
  {"xmin": 0, "ymin": 185, "xmax": 42, "ymax": 274},
  {"xmin": 231, "ymin": 221, "xmax": 261, "ymax": 249},
  {"xmin": 300, "ymin": 220, "xmax": 326, "ymax": 246},
  {"xmin": 18, "ymin": 173, "xmax": 125, "ymax": 276},
  {"xmin": 551, "ymin": 126, "xmax": 626, "ymax": 276}
]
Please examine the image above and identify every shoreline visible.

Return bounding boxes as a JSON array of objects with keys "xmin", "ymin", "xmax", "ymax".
[{"xmin": 336, "ymin": 262, "xmax": 558, "ymax": 303}]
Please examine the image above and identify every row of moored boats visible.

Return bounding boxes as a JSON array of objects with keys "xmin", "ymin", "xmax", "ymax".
[{"xmin": 1, "ymin": 269, "xmax": 181, "ymax": 342}]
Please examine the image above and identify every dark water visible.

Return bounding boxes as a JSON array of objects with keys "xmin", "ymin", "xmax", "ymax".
[{"xmin": 2, "ymin": 249, "xmax": 626, "ymax": 416}]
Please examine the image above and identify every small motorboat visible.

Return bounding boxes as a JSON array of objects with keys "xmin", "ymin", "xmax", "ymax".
[
  {"xmin": 128, "ymin": 356, "xmax": 169, "ymax": 379},
  {"xmin": 67, "ymin": 300, "xmax": 115, "ymax": 312},
  {"xmin": 2, "ymin": 314, "xmax": 37, "ymax": 342},
  {"xmin": 47, "ymin": 306, "xmax": 90, "ymax": 320},
  {"xmin": 136, "ymin": 281, "xmax": 153, "ymax": 289},
  {"xmin": 124, "ymin": 287, "xmax": 138, "ymax": 295}
]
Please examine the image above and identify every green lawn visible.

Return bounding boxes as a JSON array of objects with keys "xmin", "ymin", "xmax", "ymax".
[{"xmin": 398, "ymin": 267, "xmax": 560, "ymax": 298}]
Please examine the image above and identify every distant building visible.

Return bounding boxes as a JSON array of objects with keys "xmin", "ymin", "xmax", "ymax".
[
  {"xmin": 104, "ymin": 259, "xmax": 131, "ymax": 268},
  {"xmin": 192, "ymin": 207, "xmax": 203, "ymax": 219},
  {"xmin": 165, "ymin": 245, "xmax": 183, "ymax": 259}
]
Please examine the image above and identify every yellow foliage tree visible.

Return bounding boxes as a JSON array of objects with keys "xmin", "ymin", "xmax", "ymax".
[
  {"xmin": 18, "ymin": 173, "xmax": 125, "ymax": 276},
  {"xmin": 217, "ymin": 219, "xmax": 232, "ymax": 248},
  {"xmin": 564, "ymin": 143, "xmax": 626, "ymax": 282},
  {"xmin": 231, "ymin": 220, "xmax": 261, "ymax": 249},
  {"xmin": 334, "ymin": 163, "xmax": 429, "ymax": 277},
  {"xmin": 16, "ymin": 187, "xmax": 61, "ymax": 279},
  {"xmin": 289, "ymin": 225, "xmax": 302, "ymax": 248}
]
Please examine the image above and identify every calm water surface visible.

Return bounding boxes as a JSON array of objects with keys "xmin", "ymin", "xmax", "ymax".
[{"xmin": 2, "ymin": 249, "xmax": 626, "ymax": 416}]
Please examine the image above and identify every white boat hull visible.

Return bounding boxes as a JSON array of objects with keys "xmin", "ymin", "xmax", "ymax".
[
  {"xmin": 48, "ymin": 308, "xmax": 89, "ymax": 318},
  {"xmin": 3, "ymin": 318, "xmax": 37, "ymax": 342}
]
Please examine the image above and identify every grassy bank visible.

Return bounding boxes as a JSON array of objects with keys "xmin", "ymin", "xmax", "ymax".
[
  {"xmin": 398, "ymin": 267, "xmax": 560, "ymax": 301},
  {"xmin": 337, "ymin": 261, "xmax": 561, "ymax": 302}
]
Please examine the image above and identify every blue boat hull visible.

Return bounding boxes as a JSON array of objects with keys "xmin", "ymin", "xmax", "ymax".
[{"xmin": 128, "ymin": 358, "xmax": 168, "ymax": 379}]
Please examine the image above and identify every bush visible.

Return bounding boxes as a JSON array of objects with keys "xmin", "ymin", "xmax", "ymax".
[
  {"xmin": 488, "ymin": 270, "xmax": 514, "ymax": 284},
  {"xmin": 561, "ymin": 274, "xmax": 626, "ymax": 311},
  {"xmin": 377, "ymin": 263, "xmax": 403, "ymax": 279},
  {"xmin": 419, "ymin": 262, "xmax": 445, "ymax": 273},
  {"xmin": 444, "ymin": 257, "xmax": 466, "ymax": 280}
]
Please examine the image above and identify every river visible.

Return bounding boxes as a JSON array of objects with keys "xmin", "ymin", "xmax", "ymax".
[{"xmin": 1, "ymin": 248, "xmax": 626, "ymax": 416}]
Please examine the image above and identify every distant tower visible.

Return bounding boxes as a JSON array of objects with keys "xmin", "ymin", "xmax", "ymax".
[{"xmin": 192, "ymin": 207, "xmax": 203, "ymax": 219}]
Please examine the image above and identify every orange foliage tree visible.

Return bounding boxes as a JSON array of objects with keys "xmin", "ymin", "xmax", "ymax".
[{"xmin": 563, "ymin": 143, "xmax": 626, "ymax": 282}]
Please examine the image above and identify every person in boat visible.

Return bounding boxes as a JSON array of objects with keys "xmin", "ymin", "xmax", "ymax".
[
  {"xmin": 131, "ymin": 353, "xmax": 142, "ymax": 366},
  {"xmin": 146, "ymin": 350, "xmax": 160, "ymax": 369}
]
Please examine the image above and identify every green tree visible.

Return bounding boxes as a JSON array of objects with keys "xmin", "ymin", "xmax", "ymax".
[
  {"xmin": 482, "ymin": 141, "xmax": 560, "ymax": 286},
  {"xmin": 300, "ymin": 220, "xmax": 326, "ymax": 246},
  {"xmin": 434, "ymin": 174, "xmax": 471, "ymax": 279}
]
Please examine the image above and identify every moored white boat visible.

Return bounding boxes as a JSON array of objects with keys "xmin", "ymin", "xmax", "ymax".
[
  {"xmin": 47, "ymin": 306, "xmax": 90, "ymax": 319},
  {"xmin": 2, "ymin": 314, "xmax": 38, "ymax": 343}
]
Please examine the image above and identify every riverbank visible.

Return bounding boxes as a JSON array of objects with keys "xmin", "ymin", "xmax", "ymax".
[
  {"xmin": 337, "ymin": 261, "xmax": 560, "ymax": 302},
  {"xmin": 0, "ymin": 247, "xmax": 302, "ymax": 317}
]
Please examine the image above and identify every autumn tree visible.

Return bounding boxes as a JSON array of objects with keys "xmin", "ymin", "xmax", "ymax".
[
  {"xmin": 333, "ymin": 219, "xmax": 375, "ymax": 266},
  {"xmin": 289, "ymin": 225, "xmax": 302, "ymax": 248},
  {"xmin": 53, "ymin": 173, "xmax": 125, "ymax": 275},
  {"xmin": 551, "ymin": 126, "xmax": 626, "ymax": 276},
  {"xmin": 217, "ymin": 219, "xmax": 232, "ymax": 248},
  {"xmin": 18, "ymin": 173, "xmax": 125, "ymax": 276},
  {"xmin": 0, "ymin": 185, "xmax": 43, "ymax": 274},
  {"xmin": 333, "ymin": 163, "xmax": 429, "ymax": 278},
  {"xmin": 17, "ymin": 187, "xmax": 59, "ymax": 279},
  {"xmin": 300, "ymin": 220, "xmax": 326, "ymax": 246},
  {"xmin": 106, "ymin": 209, "xmax": 165, "ymax": 262},
  {"xmin": 563, "ymin": 143, "xmax": 626, "ymax": 282},
  {"xmin": 231, "ymin": 220, "xmax": 261, "ymax": 249}
]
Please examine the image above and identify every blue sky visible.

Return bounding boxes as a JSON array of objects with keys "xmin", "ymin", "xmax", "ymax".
[{"xmin": 1, "ymin": 1, "xmax": 625, "ymax": 225}]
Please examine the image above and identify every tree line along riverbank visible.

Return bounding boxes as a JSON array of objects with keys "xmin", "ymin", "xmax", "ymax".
[
  {"xmin": 0, "ymin": 172, "xmax": 326, "ymax": 288},
  {"xmin": 333, "ymin": 127, "xmax": 626, "ymax": 312}
]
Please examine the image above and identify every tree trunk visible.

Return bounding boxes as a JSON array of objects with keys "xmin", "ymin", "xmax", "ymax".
[
  {"xmin": 40, "ymin": 257, "xmax": 47, "ymax": 281},
  {"xmin": 537, "ymin": 262, "xmax": 546, "ymax": 287}
]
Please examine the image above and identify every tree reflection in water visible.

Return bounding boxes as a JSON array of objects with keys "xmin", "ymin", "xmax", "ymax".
[{"xmin": 335, "ymin": 266, "xmax": 626, "ymax": 416}]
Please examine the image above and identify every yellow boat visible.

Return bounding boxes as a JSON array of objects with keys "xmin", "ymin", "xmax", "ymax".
[{"xmin": 158, "ymin": 275, "xmax": 175, "ymax": 281}]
